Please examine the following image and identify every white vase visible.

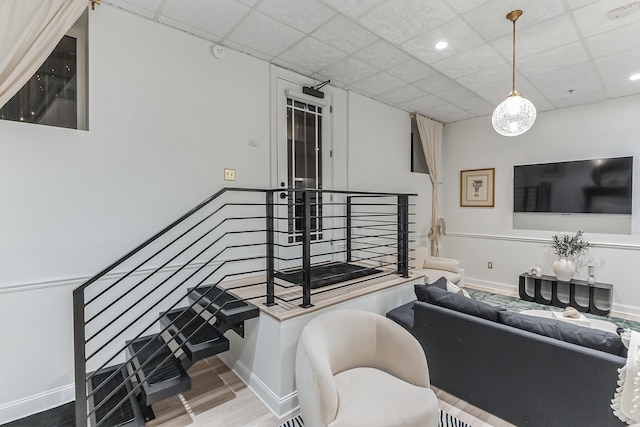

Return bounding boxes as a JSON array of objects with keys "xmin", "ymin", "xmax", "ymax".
[{"xmin": 553, "ymin": 257, "xmax": 576, "ymax": 282}]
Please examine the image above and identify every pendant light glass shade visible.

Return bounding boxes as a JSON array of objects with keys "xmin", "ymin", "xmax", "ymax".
[
  {"xmin": 492, "ymin": 91, "xmax": 536, "ymax": 136},
  {"xmin": 492, "ymin": 10, "xmax": 536, "ymax": 137}
]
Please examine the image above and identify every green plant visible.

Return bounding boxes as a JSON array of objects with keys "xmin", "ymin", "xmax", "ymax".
[{"xmin": 551, "ymin": 231, "xmax": 591, "ymax": 258}]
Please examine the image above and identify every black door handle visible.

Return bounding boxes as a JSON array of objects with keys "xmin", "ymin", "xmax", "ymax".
[{"xmin": 280, "ymin": 192, "xmax": 287, "ymax": 199}]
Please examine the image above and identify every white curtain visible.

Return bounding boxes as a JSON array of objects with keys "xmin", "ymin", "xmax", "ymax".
[
  {"xmin": 0, "ymin": 0, "xmax": 87, "ymax": 109},
  {"xmin": 416, "ymin": 114, "xmax": 444, "ymax": 257}
]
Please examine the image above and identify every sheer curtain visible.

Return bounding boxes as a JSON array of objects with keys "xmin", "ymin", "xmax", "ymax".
[
  {"xmin": 0, "ymin": 0, "xmax": 87, "ymax": 109},
  {"xmin": 416, "ymin": 114, "xmax": 444, "ymax": 257}
]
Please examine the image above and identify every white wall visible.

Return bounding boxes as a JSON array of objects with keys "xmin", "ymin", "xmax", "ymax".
[
  {"xmin": 441, "ymin": 94, "xmax": 640, "ymax": 315},
  {"xmin": 347, "ymin": 92, "xmax": 433, "ymax": 243},
  {"xmin": 0, "ymin": 5, "xmax": 423, "ymax": 423}
]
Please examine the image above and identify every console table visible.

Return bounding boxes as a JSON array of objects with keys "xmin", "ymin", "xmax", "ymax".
[{"xmin": 518, "ymin": 273, "xmax": 613, "ymax": 316}]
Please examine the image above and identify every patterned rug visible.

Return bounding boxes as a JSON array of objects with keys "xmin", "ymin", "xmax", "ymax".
[{"xmin": 278, "ymin": 410, "xmax": 470, "ymax": 427}]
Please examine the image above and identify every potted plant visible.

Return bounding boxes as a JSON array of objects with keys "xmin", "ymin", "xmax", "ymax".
[{"xmin": 550, "ymin": 231, "xmax": 590, "ymax": 282}]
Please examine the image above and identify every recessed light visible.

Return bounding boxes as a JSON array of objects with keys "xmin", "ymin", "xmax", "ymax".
[
  {"xmin": 630, "ymin": 73, "xmax": 640, "ymax": 81},
  {"xmin": 435, "ymin": 41, "xmax": 448, "ymax": 50}
]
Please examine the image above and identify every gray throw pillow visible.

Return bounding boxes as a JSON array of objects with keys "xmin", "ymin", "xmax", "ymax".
[
  {"xmin": 424, "ymin": 285, "xmax": 505, "ymax": 322},
  {"xmin": 499, "ymin": 311, "xmax": 625, "ymax": 357},
  {"xmin": 414, "ymin": 276, "xmax": 448, "ymax": 302}
]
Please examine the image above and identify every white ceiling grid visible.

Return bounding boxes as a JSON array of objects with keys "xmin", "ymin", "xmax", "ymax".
[{"xmin": 103, "ymin": 0, "xmax": 640, "ymax": 123}]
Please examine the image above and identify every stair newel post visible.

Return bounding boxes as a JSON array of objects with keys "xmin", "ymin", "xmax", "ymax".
[
  {"xmin": 397, "ymin": 195, "xmax": 409, "ymax": 278},
  {"xmin": 300, "ymin": 189, "xmax": 314, "ymax": 308},
  {"xmin": 72, "ymin": 287, "xmax": 88, "ymax": 427},
  {"xmin": 265, "ymin": 191, "xmax": 276, "ymax": 307},
  {"xmin": 346, "ymin": 195, "xmax": 353, "ymax": 263}
]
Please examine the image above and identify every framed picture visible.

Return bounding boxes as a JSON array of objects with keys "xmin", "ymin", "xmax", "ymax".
[{"xmin": 460, "ymin": 168, "xmax": 495, "ymax": 207}]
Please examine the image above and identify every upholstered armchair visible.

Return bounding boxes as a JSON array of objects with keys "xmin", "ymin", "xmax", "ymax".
[
  {"xmin": 410, "ymin": 246, "xmax": 464, "ymax": 286},
  {"xmin": 295, "ymin": 309, "xmax": 439, "ymax": 427}
]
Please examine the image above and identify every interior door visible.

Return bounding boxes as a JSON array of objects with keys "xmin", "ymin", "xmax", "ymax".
[{"xmin": 275, "ymin": 77, "xmax": 333, "ymax": 270}]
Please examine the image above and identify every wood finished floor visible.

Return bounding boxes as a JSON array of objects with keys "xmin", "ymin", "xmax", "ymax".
[{"xmin": 151, "ymin": 356, "xmax": 514, "ymax": 427}]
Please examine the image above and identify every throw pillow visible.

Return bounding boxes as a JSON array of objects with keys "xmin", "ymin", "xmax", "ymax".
[
  {"xmin": 424, "ymin": 285, "xmax": 505, "ymax": 322},
  {"xmin": 498, "ymin": 311, "xmax": 625, "ymax": 356},
  {"xmin": 414, "ymin": 277, "xmax": 448, "ymax": 302},
  {"xmin": 446, "ymin": 280, "xmax": 470, "ymax": 297}
]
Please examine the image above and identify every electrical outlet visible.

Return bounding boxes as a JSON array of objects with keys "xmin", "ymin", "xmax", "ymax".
[
  {"xmin": 488, "ymin": 261, "xmax": 493, "ymax": 269},
  {"xmin": 224, "ymin": 168, "xmax": 235, "ymax": 181}
]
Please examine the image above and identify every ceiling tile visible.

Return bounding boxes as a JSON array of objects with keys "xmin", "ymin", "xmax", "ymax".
[
  {"xmin": 387, "ymin": 59, "xmax": 438, "ymax": 82},
  {"xmin": 376, "ymin": 84, "xmax": 427, "ymax": 104},
  {"xmin": 456, "ymin": 63, "xmax": 512, "ymax": 92},
  {"xmin": 445, "ymin": 0, "xmax": 491, "ymax": 14},
  {"xmin": 517, "ymin": 41, "xmax": 589, "ymax": 77},
  {"xmin": 277, "ymin": 37, "xmax": 347, "ymax": 72},
  {"xmin": 320, "ymin": 0, "xmax": 385, "ymax": 18},
  {"xmin": 435, "ymin": 84, "xmax": 480, "ymax": 104},
  {"xmin": 428, "ymin": 103, "xmax": 475, "ymax": 122},
  {"xmin": 573, "ymin": 0, "xmax": 640, "ymax": 38},
  {"xmin": 226, "ymin": 11, "xmax": 306, "ymax": 57},
  {"xmin": 360, "ymin": 0, "xmax": 456, "ymax": 44},
  {"xmin": 349, "ymin": 72, "xmax": 407, "ymax": 95},
  {"xmin": 413, "ymin": 74, "xmax": 459, "ymax": 94},
  {"xmin": 594, "ymin": 47, "xmax": 640, "ymax": 77},
  {"xmin": 432, "ymin": 44, "xmax": 506, "ymax": 79},
  {"xmin": 463, "ymin": 0, "xmax": 567, "ymax": 41},
  {"xmin": 258, "ymin": 0, "xmax": 335, "ymax": 33},
  {"xmin": 223, "ymin": 39, "xmax": 275, "ymax": 61},
  {"xmin": 460, "ymin": 96, "xmax": 495, "ymax": 116},
  {"xmin": 402, "ymin": 19, "xmax": 485, "ymax": 64},
  {"xmin": 103, "ymin": 0, "xmax": 164, "ymax": 18},
  {"xmin": 160, "ymin": 0, "xmax": 250, "ymax": 39},
  {"xmin": 567, "ymin": 0, "xmax": 599, "ymax": 9},
  {"xmin": 313, "ymin": 15, "xmax": 379, "ymax": 54},
  {"xmin": 540, "ymin": 79, "xmax": 608, "ymax": 108},
  {"xmin": 491, "ymin": 14, "xmax": 580, "ymax": 60},
  {"xmin": 354, "ymin": 40, "xmax": 411, "ymax": 70},
  {"xmin": 318, "ymin": 57, "xmax": 379, "ymax": 85},
  {"xmin": 271, "ymin": 57, "xmax": 314, "ymax": 76},
  {"xmin": 400, "ymin": 95, "xmax": 448, "ymax": 112},
  {"xmin": 527, "ymin": 62, "xmax": 602, "ymax": 96},
  {"xmin": 585, "ymin": 22, "xmax": 640, "ymax": 59},
  {"xmin": 236, "ymin": 0, "xmax": 259, "ymax": 5}
]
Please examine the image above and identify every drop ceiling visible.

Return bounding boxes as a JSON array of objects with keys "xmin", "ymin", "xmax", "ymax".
[{"xmin": 103, "ymin": 0, "xmax": 640, "ymax": 123}]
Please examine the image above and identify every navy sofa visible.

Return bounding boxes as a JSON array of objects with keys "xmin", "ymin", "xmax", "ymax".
[{"xmin": 387, "ymin": 298, "xmax": 626, "ymax": 427}]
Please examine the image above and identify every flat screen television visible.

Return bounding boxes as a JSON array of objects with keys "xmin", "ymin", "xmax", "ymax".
[{"xmin": 513, "ymin": 156, "xmax": 633, "ymax": 214}]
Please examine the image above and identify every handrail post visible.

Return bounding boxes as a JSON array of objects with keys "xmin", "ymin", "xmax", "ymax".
[
  {"xmin": 265, "ymin": 192, "xmax": 275, "ymax": 306},
  {"xmin": 397, "ymin": 195, "xmax": 409, "ymax": 278},
  {"xmin": 73, "ymin": 288, "xmax": 87, "ymax": 427},
  {"xmin": 300, "ymin": 190, "xmax": 313, "ymax": 308},
  {"xmin": 346, "ymin": 196, "xmax": 352, "ymax": 263}
]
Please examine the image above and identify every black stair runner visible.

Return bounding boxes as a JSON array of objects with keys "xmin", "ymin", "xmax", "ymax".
[
  {"xmin": 87, "ymin": 365, "xmax": 145, "ymax": 427},
  {"xmin": 188, "ymin": 286, "xmax": 259, "ymax": 327},
  {"xmin": 160, "ymin": 307, "xmax": 230, "ymax": 363},
  {"xmin": 126, "ymin": 335, "xmax": 191, "ymax": 406}
]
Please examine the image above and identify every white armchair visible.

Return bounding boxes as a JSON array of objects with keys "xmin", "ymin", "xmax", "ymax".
[
  {"xmin": 295, "ymin": 310, "xmax": 439, "ymax": 427},
  {"xmin": 410, "ymin": 246, "xmax": 464, "ymax": 286}
]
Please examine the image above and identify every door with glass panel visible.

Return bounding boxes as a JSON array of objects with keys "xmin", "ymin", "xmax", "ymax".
[{"xmin": 275, "ymin": 78, "xmax": 333, "ymax": 270}]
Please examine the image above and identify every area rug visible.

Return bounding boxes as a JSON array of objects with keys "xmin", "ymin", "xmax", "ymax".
[
  {"xmin": 277, "ymin": 410, "xmax": 470, "ymax": 427},
  {"xmin": 274, "ymin": 261, "xmax": 382, "ymax": 289}
]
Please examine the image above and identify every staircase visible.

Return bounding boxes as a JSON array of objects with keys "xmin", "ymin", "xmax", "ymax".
[
  {"xmin": 86, "ymin": 286, "xmax": 259, "ymax": 426},
  {"xmin": 73, "ymin": 187, "xmax": 414, "ymax": 426}
]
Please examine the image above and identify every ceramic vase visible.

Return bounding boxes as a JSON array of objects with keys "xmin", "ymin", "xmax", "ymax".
[{"xmin": 552, "ymin": 257, "xmax": 576, "ymax": 282}]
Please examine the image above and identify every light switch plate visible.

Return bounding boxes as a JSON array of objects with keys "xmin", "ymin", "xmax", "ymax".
[{"xmin": 224, "ymin": 168, "xmax": 235, "ymax": 181}]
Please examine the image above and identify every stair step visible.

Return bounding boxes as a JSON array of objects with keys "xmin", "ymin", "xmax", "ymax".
[
  {"xmin": 187, "ymin": 286, "xmax": 259, "ymax": 326},
  {"xmin": 126, "ymin": 335, "xmax": 191, "ymax": 406},
  {"xmin": 87, "ymin": 365, "xmax": 145, "ymax": 427},
  {"xmin": 160, "ymin": 308, "xmax": 230, "ymax": 362}
]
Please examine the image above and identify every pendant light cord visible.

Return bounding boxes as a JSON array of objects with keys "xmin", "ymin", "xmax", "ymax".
[{"xmin": 511, "ymin": 18, "xmax": 516, "ymax": 93}]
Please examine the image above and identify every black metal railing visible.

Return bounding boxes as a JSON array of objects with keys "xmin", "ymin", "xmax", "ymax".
[{"xmin": 73, "ymin": 187, "xmax": 414, "ymax": 426}]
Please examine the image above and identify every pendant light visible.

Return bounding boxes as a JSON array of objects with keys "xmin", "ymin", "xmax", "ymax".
[{"xmin": 492, "ymin": 10, "xmax": 536, "ymax": 137}]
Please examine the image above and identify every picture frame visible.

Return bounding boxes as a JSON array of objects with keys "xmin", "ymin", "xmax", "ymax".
[{"xmin": 460, "ymin": 168, "xmax": 495, "ymax": 207}]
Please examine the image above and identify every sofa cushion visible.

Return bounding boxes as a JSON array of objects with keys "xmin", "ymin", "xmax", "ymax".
[
  {"xmin": 498, "ymin": 311, "xmax": 626, "ymax": 356},
  {"xmin": 414, "ymin": 277, "xmax": 448, "ymax": 302},
  {"xmin": 424, "ymin": 285, "xmax": 505, "ymax": 322}
]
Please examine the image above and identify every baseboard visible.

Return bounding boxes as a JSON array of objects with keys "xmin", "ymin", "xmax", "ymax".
[
  {"xmin": 464, "ymin": 278, "xmax": 519, "ymax": 297},
  {"xmin": 0, "ymin": 384, "xmax": 74, "ymax": 425},
  {"xmin": 217, "ymin": 354, "xmax": 299, "ymax": 420}
]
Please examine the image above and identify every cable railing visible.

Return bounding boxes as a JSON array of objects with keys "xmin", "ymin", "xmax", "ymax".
[{"xmin": 73, "ymin": 187, "xmax": 415, "ymax": 426}]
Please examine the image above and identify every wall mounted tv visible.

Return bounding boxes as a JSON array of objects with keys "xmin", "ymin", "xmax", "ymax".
[{"xmin": 513, "ymin": 156, "xmax": 633, "ymax": 214}]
